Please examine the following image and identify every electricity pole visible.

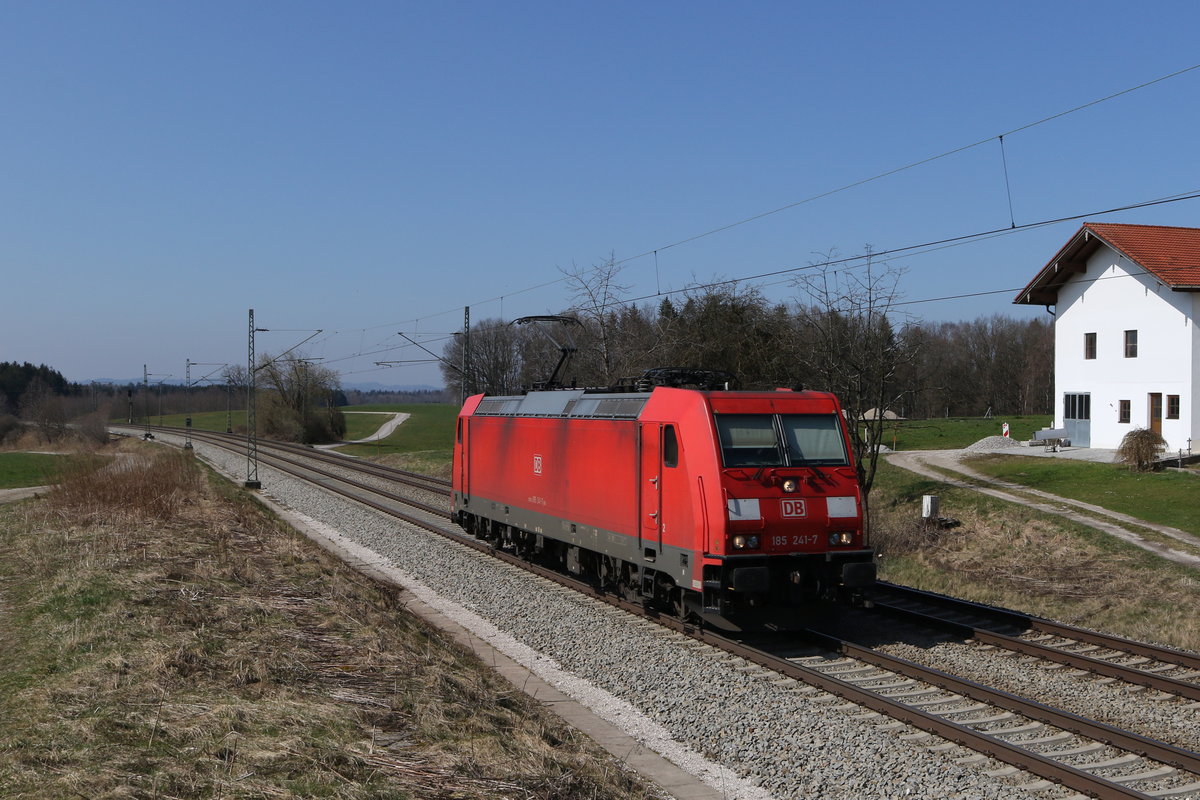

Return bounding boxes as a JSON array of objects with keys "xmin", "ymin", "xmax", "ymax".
[
  {"xmin": 246, "ymin": 309, "xmax": 261, "ymax": 489},
  {"xmin": 462, "ymin": 305, "xmax": 470, "ymax": 403}
]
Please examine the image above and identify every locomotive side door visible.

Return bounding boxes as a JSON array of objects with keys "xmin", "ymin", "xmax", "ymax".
[
  {"xmin": 457, "ymin": 418, "xmax": 469, "ymax": 505},
  {"xmin": 639, "ymin": 423, "xmax": 663, "ymax": 559}
]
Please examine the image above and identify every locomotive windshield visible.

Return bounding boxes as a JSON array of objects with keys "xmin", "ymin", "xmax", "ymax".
[{"xmin": 716, "ymin": 414, "xmax": 848, "ymax": 467}]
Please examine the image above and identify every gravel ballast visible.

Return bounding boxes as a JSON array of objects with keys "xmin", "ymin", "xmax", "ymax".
[{"xmin": 169, "ymin": 434, "xmax": 1055, "ymax": 799}]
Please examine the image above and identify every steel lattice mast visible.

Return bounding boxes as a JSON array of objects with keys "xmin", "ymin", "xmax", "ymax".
[{"xmin": 245, "ymin": 308, "xmax": 261, "ymax": 489}]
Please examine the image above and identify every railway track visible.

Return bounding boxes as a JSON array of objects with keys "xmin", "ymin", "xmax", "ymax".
[
  {"xmin": 128, "ymin": 425, "xmax": 1200, "ymax": 799},
  {"xmin": 742, "ymin": 630, "xmax": 1200, "ymax": 799},
  {"xmin": 866, "ymin": 583, "xmax": 1200, "ymax": 703}
]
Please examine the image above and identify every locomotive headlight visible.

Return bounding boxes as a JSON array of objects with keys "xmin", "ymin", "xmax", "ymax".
[
  {"xmin": 828, "ymin": 532, "xmax": 854, "ymax": 546},
  {"xmin": 781, "ymin": 478, "xmax": 798, "ymax": 493},
  {"xmin": 731, "ymin": 535, "xmax": 760, "ymax": 550}
]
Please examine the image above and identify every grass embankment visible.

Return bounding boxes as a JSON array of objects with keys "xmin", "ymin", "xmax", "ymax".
[
  {"xmin": 127, "ymin": 410, "xmax": 245, "ymax": 433},
  {"xmin": 0, "ymin": 444, "xmax": 659, "ymax": 799},
  {"xmin": 334, "ymin": 404, "xmax": 458, "ymax": 477},
  {"xmin": 962, "ymin": 454, "xmax": 1200, "ymax": 536},
  {"xmin": 880, "ymin": 415, "xmax": 1053, "ymax": 451},
  {"xmin": 0, "ymin": 452, "xmax": 72, "ymax": 489},
  {"xmin": 133, "ymin": 405, "xmax": 456, "ymax": 477},
  {"xmin": 872, "ymin": 459, "xmax": 1200, "ymax": 652}
]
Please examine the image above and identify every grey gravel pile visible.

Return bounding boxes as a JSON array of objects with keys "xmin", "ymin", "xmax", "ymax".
[
  {"xmin": 173, "ymin": 434, "xmax": 1057, "ymax": 799},
  {"xmin": 964, "ymin": 435, "xmax": 1025, "ymax": 453}
]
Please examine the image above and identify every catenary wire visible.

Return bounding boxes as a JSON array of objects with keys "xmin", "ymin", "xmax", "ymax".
[{"xmin": 382, "ymin": 61, "xmax": 1200, "ymax": 331}]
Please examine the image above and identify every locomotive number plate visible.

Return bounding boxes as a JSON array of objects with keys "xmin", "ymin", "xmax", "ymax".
[{"xmin": 780, "ymin": 498, "xmax": 807, "ymax": 518}]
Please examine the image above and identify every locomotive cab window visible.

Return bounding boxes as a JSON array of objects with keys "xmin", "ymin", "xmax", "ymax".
[
  {"xmin": 663, "ymin": 425, "xmax": 679, "ymax": 467},
  {"xmin": 781, "ymin": 415, "xmax": 848, "ymax": 465},
  {"xmin": 716, "ymin": 415, "xmax": 783, "ymax": 466},
  {"xmin": 715, "ymin": 414, "xmax": 848, "ymax": 467}
]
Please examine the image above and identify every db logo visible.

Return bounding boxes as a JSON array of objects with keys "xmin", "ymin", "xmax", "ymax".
[
  {"xmin": 780, "ymin": 498, "xmax": 807, "ymax": 518},
  {"xmin": 532, "ymin": 454, "xmax": 543, "ymax": 475}
]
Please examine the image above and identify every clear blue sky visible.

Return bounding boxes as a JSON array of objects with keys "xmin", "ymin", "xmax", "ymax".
[{"xmin": 3, "ymin": 1, "xmax": 1199, "ymax": 389}]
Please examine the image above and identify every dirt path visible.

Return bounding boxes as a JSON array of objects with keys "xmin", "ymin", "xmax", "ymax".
[
  {"xmin": 314, "ymin": 412, "xmax": 410, "ymax": 451},
  {"xmin": 0, "ymin": 486, "xmax": 49, "ymax": 504},
  {"xmin": 885, "ymin": 449, "xmax": 1200, "ymax": 569},
  {"xmin": 343, "ymin": 411, "xmax": 410, "ymax": 443}
]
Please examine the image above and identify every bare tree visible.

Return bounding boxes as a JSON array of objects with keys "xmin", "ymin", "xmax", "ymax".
[
  {"xmin": 18, "ymin": 377, "xmax": 67, "ymax": 443},
  {"xmin": 255, "ymin": 356, "xmax": 345, "ymax": 443},
  {"xmin": 560, "ymin": 254, "xmax": 631, "ymax": 386},
  {"xmin": 440, "ymin": 318, "xmax": 525, "ymax": 396},
  {"xmin": 791, "ymin": 251, "xmax": 913, "ymax": 521}
]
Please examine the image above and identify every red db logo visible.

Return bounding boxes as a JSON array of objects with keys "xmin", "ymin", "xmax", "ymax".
[{"xmin": 780, "ymin": 498, "xmax": 807, "ymax": 518}]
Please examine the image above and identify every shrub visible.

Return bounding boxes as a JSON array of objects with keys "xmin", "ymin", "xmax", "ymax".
[
  {"xmin": 1116, "ymin": 427, "xmax": 1166, "ymax": 472},
  {"xmin": 49, "ymin": 449, "xmax": 203, "ymax": 522},
  {"xmin": 0, "ymin": 413, "xmax": 19, "ymax": 444}
]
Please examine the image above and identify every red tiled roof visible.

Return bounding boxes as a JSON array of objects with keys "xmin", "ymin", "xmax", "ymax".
[
  {"xmin": 1085, "ymin": 223, "xmax": 1200, "ymax": 286},
  {"xmin": 1015, "ymin": 222, "xmax": 1200, "ymax": 305}
]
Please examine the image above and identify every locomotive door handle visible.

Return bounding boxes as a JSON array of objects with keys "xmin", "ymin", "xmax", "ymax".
[
  {"xmin": 648, "ymin": 511, "xmax": 658, "ymax": 518},
  {"xmin": 649, "ymin": 476, "xmax": 658, "ymax": 485}
]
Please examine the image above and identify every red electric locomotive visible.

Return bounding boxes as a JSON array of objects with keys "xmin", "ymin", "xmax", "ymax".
[{"xmin": 451, "ymin": 370, "xmax": 875, "ymax": 629}]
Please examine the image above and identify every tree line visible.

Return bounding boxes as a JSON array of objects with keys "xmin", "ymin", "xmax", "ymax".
[
  {"xmin": 0, "ymin": 358, "xmax": 350, "ymax": 446},
  {"xmin": 438, "ymin": 262, "xmax": 1052, "ymax": 419},
  {"xmin": 438, "ymin": 258, "xmax": 1053, "ymax": 511}
]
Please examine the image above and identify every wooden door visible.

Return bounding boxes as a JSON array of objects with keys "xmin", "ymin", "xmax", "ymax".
[{"xmin": 1149, "ymin": 393, "xmax": 1163, "ymax": 435}]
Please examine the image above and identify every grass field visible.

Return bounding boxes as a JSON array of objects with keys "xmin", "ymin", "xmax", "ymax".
[
  {"xmin": 880, "ymin": 415, "xmax": 1053, "ymax": 451},
  {"xmin": 960, "ymin": 454, "xmax": 1200, "ymax": 536},
  {"xmin": 335, "ymin": 404, "xmax": 459, "ymax": 475},
  {"xmin": 870, "ymin": 459, "xmax": 1200, "ymax": 651},
  {"xmin": 0, "ymin": 452, "xmax": 72, "ymax": 489},
  {"xmin": 123, "ymin": 410, "xmax": 244, "ymax": 433}
]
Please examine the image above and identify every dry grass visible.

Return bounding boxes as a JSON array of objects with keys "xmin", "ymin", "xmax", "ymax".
[
  {"xmin": 872, "ymin": 463, "xmax": 1200, "ymax": 651},
  {"xmin": 0, "ymin": 444, "xmax": 662, "ymax": 799},
  {"xmin": 371, "ymin": 452, "xmax": 454, "ymax": 480}
]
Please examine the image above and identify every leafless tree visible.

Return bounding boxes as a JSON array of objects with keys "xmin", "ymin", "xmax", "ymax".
[
  {"xmin": 560, "ymin": 254, "xmax": 632, "ymax": 386},
  {"xmin": 440, "ymin": 318, "xmax": 525, "ymax": 396},
  {"xmin": 255, "ymin": 356, "xmax": 345, "ymax": 443},
  {"xmin": 18, "ymin": 377, "xmax": 68, "ymax": 443},
  {"xmin": 791, "ymin": 251, "xmax": 914, "ymax": 520}
]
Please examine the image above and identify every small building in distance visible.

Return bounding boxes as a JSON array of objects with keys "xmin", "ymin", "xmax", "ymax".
[{"xmin": 1015, "ymin": 222, "xmax": 1200, "ymax": 452}]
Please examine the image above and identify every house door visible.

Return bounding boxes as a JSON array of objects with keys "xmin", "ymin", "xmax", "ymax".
[
  {"xmin": 1064, "ymin": 392, "xmax": 1090, "ymax": 447},
  {"xmin": 1149, "ymin": 393, "xmax": 1163, "ymax": 435},
  {"xmin": 639, "ymin": 423, "xmax": 663, "ymax": 561}
]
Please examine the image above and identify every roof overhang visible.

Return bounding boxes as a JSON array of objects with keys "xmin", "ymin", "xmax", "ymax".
[{"xmin": 1014, "ymin": 225, "xmax": 1101, "ymax": 306}]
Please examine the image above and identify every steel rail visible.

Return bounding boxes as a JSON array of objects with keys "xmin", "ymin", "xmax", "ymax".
[
  {"xmin": 156, "ymin": 425, "xmax": 452, "ymax": 496},
  {"xmin": 869, "ymin": 599, "xmax": 1200, "ymax": 702},
  {"xmin": 702, "ymin": 630, "xmax": 1171, "ymax": 800},
  {"xmin": 873, "ymin": 582, "xmax": 1200, "ymax": 674},
  {"xmin": 141, "ymin": 429, "xmax": 1200, "ymax": 800}
]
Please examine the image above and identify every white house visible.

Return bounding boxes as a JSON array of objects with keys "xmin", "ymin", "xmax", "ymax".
[{"xmin": 1015, "ymin": 222, "xmax": 1200, "ymax": 453}]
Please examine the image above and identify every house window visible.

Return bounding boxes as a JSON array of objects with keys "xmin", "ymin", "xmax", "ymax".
[
  {"xmin": 1124, "ymin": 330, "xmax": 1138, "ymax": 358},
  {"xmin": 1167, "ymin": 395, "xmax": 1180, "ymax": 420},
  {"xmin": 1119, "ymin": 400, "xmax": 1131, "ymax": 424},
  {"xmin": 1084, "ymin": 332, "xmax": 1096, "ymax": 360}
]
